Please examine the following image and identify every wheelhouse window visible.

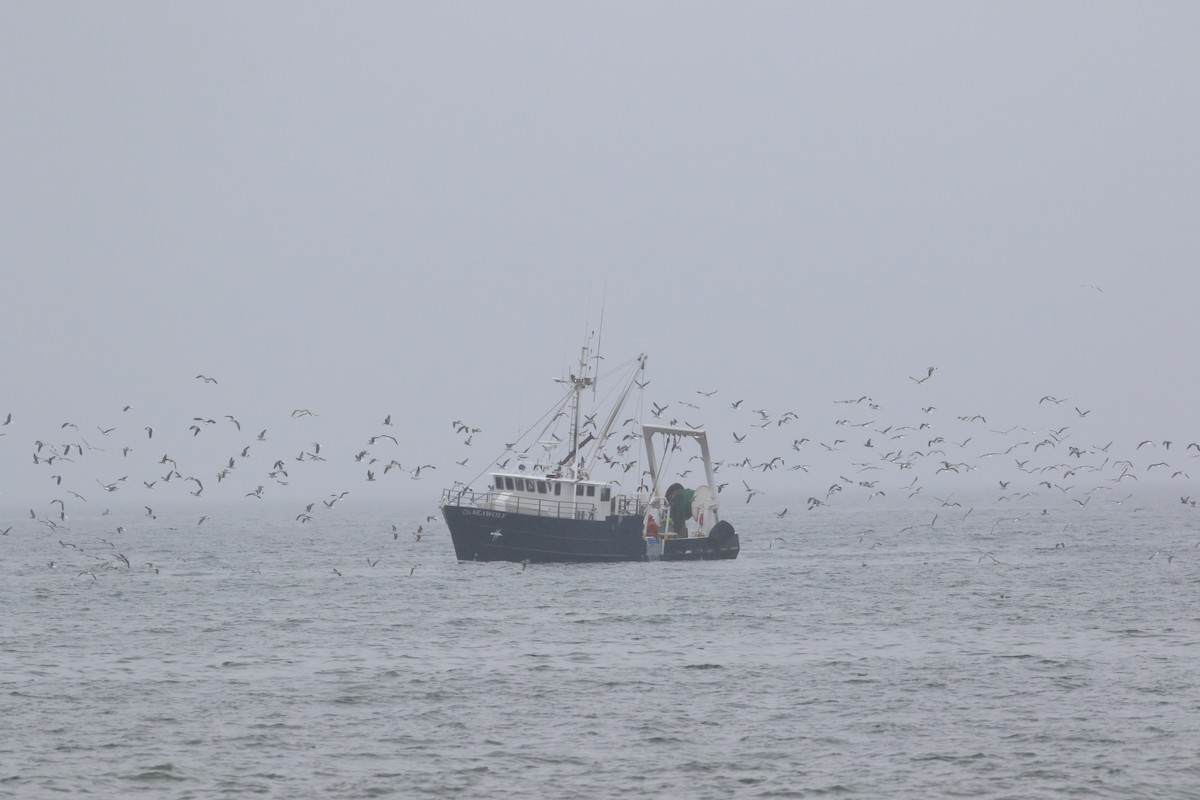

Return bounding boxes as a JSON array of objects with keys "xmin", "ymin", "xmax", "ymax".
[
  {"xmin": 554, "ymin": 482, "xmax": 561, "ymax": 496},
  {"xmin": 576, "ymin": 485, "xmax": 584, "ymax": 497},
  {"xmin": 586, "ymin": 485, "xmax": 595, "ymax": 497},
  {"xmin": 503, "ymin": 477, "xmax": 514, "ymax": 490},
  {"xmin": 537, "ymin": 481, "xmax": 547, "ymax": 494},
  {"xmin": 600, "ymin": 487, "xmax": 611, "ymax": 502}
]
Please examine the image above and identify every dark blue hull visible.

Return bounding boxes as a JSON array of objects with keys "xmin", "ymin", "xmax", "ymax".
[
  {"xmin": 441, "ymin": 506, "xmax": 740, "ymax": 563},
  {"xmin": 442, "ymin": 506, "xmax": 648, "ymax": 562}
]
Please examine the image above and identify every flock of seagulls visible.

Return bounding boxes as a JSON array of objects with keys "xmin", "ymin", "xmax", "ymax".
[
  {"xmin": 1, "ymin": 376, "xmax": 453, "ymax": 581},
  {"xmin": 4, "ymin": 355, "xmax": 1198, "ymax": 576},
  {"xmin": 609, "ymin": 375, "xmax": 1198, "ymax": 512},
  {"xmin": 577, "ymin": 365, "xmax": 1197, "ymax": 563}
]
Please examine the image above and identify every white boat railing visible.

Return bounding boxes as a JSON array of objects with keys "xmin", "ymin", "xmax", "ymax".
[
  {"xmin": 441, "ymin": 488, "xmax": 649, "ymax": 521},
  {"xmin": 440, "ymin": 488, "xmax": 597, "ymax": 520}
]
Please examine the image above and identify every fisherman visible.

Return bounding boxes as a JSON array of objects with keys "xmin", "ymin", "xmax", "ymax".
[{"xmin": 664, "ymin": 482, "xmax": 695, "ymax": 537}]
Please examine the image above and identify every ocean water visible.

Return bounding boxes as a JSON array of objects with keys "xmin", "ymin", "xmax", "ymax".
[{"xmin": 2, "ymin": 498, "xmax": 1199, "ymax": 799}]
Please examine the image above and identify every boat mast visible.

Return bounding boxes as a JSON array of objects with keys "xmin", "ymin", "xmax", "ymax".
[{"xmin": 558, "ymin": 339, "xmax": 594, "ymax": 481}]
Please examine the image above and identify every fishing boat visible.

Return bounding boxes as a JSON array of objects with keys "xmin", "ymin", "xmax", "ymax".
[{"xmin": 439, "ymin": 341, "xmax": 739, "ymax": 563}]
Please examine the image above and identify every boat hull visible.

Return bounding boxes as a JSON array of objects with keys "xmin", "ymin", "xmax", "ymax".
[
  {"xmin": 442, "ymin": 506, "xmax": 740, "ymax": 563},
  {"xmin": 442, "ymin": 506, "xmax": 648, "ymax": 562}
]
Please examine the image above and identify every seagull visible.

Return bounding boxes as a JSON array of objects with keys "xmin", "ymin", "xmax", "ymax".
[
  {"xmin": 909, "ymin": 366, "xmax": 936, "ymax": 384},
  {"xmin": 195, "ymin": 374, "xmax": 218, "ymax": 383},
  {"xmin": 291, "ymin": 409, "xmax": 317, "ymax": 417},
  {"xmin": 490, "ymin": 529, "xmax": 503, "ymax": 541},
  {"xmin": 409, "ymin": 564, "xmax": 422, "ymax": 575}
]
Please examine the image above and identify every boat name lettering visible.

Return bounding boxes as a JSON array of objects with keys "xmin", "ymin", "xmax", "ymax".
[{"xmin": 463, "ymin": 509, "xmax": 504, "ymax": 518}]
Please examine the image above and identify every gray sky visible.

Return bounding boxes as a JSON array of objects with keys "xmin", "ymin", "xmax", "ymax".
[{"xmin": 3, "ymin": 3, "xmax": 1199, "ymax": 513}]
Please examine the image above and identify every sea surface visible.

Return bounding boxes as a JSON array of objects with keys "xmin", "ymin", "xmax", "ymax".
[{"xmin": 2, "ymin": 497, "xmax": 1199, "ymax": 799}]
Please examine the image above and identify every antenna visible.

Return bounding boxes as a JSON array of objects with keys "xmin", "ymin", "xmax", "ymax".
[{"xmin": 594, "ymin": 296, "xmax": 605, "ymax": 399}]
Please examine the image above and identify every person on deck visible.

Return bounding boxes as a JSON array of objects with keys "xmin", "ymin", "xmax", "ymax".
[{"xmin": 664, "ymin": 482, "xmax": 695, "ymax": 537}]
